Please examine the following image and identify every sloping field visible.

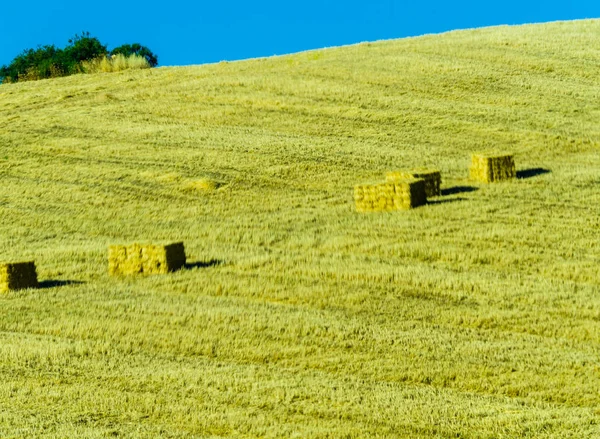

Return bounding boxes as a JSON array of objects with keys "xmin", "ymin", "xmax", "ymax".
[{"xmin": 1, "ymin": 19, "xmax": 600, "ymax": 438}]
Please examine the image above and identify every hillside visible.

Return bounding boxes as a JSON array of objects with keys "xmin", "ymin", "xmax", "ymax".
[{"xmin": 1, "ymin": 19, "xmax": 600, "ymax": 438}]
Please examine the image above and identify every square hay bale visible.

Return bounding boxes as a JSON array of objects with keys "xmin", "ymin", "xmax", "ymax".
[
  {"xmin": 392, "ymin": 178, "xmax": 428, "ymax": 209},
  {"xmin": 0, "ymin": 261, "xmax": 38, "ymax": 293},
  {"xmin": 386, "ymin": 169, "xmax": 441, "ymax": 197},
  {"xmin": 109, "ymin": 242, "xmax": 186, "ymax": 276},
  {"xmin": 354, "ymin": 183, "xmax": 393, "ymax": 212},
  {"xmin": 469, "ymin": 153, "xmax": 515, "ymax": 183},
  {"xmin": 354, "ymin": 179, "xmax": 427, "ymax": 212}
]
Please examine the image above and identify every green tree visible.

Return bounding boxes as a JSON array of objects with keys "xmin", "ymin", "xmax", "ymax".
[
  {"xmin": 64, "ymin": 32, "xmax": 108, "ymax": 63},
  {"xmin": 110, "ymin": 43, "xmax": 158, "ymax": 67}
]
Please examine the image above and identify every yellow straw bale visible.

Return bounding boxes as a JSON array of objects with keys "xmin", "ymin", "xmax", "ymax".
[
  {"xmin": 386, "ymin": 169, "xmax": 441, "ymax": 197},
  {"xmin": 393, "ymin": 178, "xmax": 428, "ymax": 209},
  {"xmin": 354, "ymin": 179, "xmax": 427, "ymax": 212},
  {"xmin": 469, "ymin": 153, "xmax": 515, "ymax": 183},
  {"xmin": 0, "ymin": 261, "xmax": 38, "ymax": 292},
  {"xmin": 109, "ymin": 242, "xmax": 186, "ymax": 276}
]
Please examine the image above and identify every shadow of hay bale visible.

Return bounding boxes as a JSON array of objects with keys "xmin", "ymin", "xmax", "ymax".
[
  {"xmin": 38, "ymin": 280, "xmax": 84, "ymax": 289},
  {"xmin": 516, "ymin": 168, "xmax": 551, "ymax": 179},
  {"xmin": 427, "ymin": 197, "xmax": 467, "ymax": 205},
  {"xmin": 440, "ymin": 186, "xmax": 479, "ymax": 196},
  {"xmin": 184, "ymin": 259, "xmax": 223, "ymax": 270}
]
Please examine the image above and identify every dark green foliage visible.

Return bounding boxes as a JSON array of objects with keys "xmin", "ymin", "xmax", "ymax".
[
  {"xmin": 111, "ymin": 44, "xmax": 158, "ymax": 67},
  {"xmin": 0, "ymin": 33, "xmax": 158, "ymax": 83},
  {"xmin": 0, "ymin": 45, "xmax": 71, "ymax": 83},
  {"xmin": 64, "ymin": 32, "xmax": 108, "ymax": 63}
]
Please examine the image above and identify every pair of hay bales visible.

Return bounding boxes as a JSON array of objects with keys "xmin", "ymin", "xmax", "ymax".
[
  {"xmin": 354, "ymin": 169, "xmax": 440, "ymax": 212},
  {"xmin": 0, "ymin": 242, "xmax": 187, "ymax": 293}
]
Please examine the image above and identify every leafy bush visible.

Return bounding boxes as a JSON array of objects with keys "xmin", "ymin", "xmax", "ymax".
[{"xmin": 110, "ymin": 44, "xmax": 158, "ymax": 68}]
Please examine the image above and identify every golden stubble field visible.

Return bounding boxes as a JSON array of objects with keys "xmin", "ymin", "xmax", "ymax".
[{"xmin": 0, "ymin": 19, "xmax": 599, "ymax": 438}]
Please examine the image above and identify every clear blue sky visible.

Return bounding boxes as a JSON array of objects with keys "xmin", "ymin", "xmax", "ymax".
[{"xmin": 1, "ymin": 1, "xmax": 598, "ymax": 67}]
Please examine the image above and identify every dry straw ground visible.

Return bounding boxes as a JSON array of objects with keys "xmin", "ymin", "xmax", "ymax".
[{"xmin": 0, "ymin": 19, "xmax": 600, "ymax": 438}]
